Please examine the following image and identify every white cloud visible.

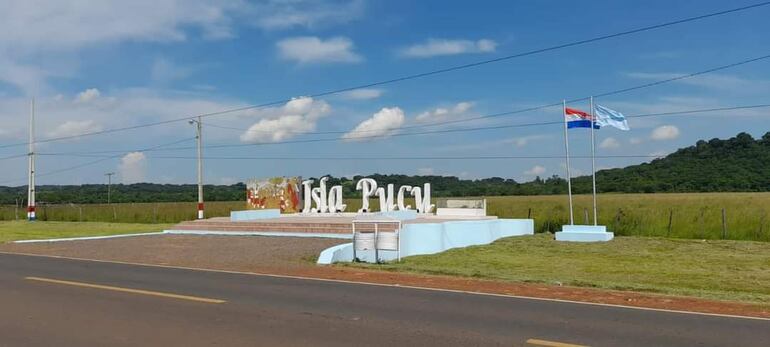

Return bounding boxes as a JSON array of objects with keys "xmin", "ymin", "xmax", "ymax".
[
  {"xmin": 401, "ymin": 39, "xmax": 497, "ymax": 58},
  {"xmin": 0, "ymin": 89, "xmax": 247, "ymax": 145},
  {"xmin": 651, "ymin": 125, "xmax": 680, "ymax": 141},
  {"xmin": 342, "ymin": 107, "xmax": 405, "ymax": 141},
  {"xmin": 524, "ymin": 165, "xmax": 546, "ymax": 176},
  {"xmin": 74, "ymin": 88, "xmax": 100, "ymax": 103},
  {"xmin": 625, "ymin": 72, "xmax": 770, "ymax": 93},
  {"xmin": 119, "ymin": 152, "xmax": 147, "ymax": 184},
  {"xmin": 150, "ymin": 57, "xmax": 195, "ymax": 84},
  {"xmin": 250, "ymin": 0, "xmax": 364, "ymax": 30},
  {"xmin": 415, "ymin": 102, "xmax": 473, "ymax": 123},
  {"xmin": 417, "ymin": 167, "xmax": 435, "ymax": 175},
  {"xmin": 501, "ymin": 135, "xmax": 549, "ymax": 148},
  {"xmin": 277, "ymin": 36, "xmax": 362, "ymax": 64},
  {"xmin": 629, "ymin": 137, "xmax": 643, "ymax": 145},
  {"xmin": 599, "ymin": 137, "xmax": 621, "ymax": 149},
  {"xmin": 0, "ymin": 1, "xmax": 239, "ymax": 54},
  {"xmin": 47, "ymin": 120, "xmax": 103, "ymax": 138},
  {"xmin": 0, "ymin": 0, "xmax": 237, "ymax": 93},
  {"xmin": 0, "ymin": 1, "xmax": 363, "ymax": 93},
  {"xmin": 339, "ymin": 88, "xmax": 384, "ymax": 100},
  {"xmin": 239, "ymin": 97, "xmax": 331, "ymax": 143}
]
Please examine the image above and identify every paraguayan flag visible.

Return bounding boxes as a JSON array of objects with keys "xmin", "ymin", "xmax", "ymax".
[{"xmin": 594, "ymin": 104, "xmax": 630, "ymax": 131}]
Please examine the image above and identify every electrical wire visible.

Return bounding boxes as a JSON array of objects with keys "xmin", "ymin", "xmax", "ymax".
[
  {"xmin": 34, "ymin": 154, "xmax": 666, "ymax": 160},
  {"xmin": 0, "ymin": 153, "xmax": 28, "ymax": 161},
  {"xmin": 33, "ymin": 103, "xmax": 770, "ymax": 157},
  {"xmin": 0, "ymin": 137, "xmax": 195, "ymax": 185},
  {"xmin": 203, "ymin": 54, "xmax": 770, "ymax": 137},
  {"xmin": 150, "ymin": 103, "xmax": 770, "ymax": 151},
  {"xmin": 1, "ymin": 1, "xmax": 768, "ymax": 148}
]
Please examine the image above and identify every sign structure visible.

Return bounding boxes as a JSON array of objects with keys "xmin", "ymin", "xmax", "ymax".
[
  {"xmin": 301, "ymin": 177, "xmax": 435, "ymax": 214},
  {"xmin": 246, "ymin": 177, "xmax": 302, "ymax": 213}
]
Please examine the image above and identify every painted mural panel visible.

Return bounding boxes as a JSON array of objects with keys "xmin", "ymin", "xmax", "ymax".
[{"xmin": 246, "ymin": 177, "xmax": 302, "ymax": 213}]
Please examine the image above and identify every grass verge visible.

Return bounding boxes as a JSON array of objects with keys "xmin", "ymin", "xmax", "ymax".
[
  {"xmin": 0, "ymin": 221, "xmax": 173, "ymax": 243},
  {"xmin": 345, "ymin": 234, "xmax": 770, "ymax": 305}
]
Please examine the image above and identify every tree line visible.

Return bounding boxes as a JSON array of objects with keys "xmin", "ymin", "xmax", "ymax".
[{"xmin": 1, "ymin": 132, "xmax": 769, "ymax": 204}]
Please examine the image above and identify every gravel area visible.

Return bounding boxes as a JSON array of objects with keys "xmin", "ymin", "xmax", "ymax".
[{"xmin": 0, "ymin": 235, "xmax": 345, "ymax": 272}]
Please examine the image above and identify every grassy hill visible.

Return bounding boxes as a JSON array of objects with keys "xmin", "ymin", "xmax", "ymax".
[
  {"xmin": 576, "ymin": 132, "xmax": 770, "ymax": 193},
  {"xmin": 1, "ymin": 132, "xmax": 769, "ymax": 203}
]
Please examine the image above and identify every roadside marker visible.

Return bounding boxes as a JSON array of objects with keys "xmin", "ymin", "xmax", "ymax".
[{"xmin": 25, "ymin": 276, "xmax": 226, "ymax": 304}]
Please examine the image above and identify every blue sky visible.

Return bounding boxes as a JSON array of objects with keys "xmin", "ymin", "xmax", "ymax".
[{"xmin": 0, "ymin": 0, "xmax": 769, "ymax": 185}]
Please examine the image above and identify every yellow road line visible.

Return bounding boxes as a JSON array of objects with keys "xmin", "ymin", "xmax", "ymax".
[
  {"xmin": 5, "ymin": 251, "xmax": 768, "ymax": 322},
  {"xmin": 25, "ymin": 276, "xmax": 226, "ymax": 304},
  {"xmin": 526, "ymin": 338, "xmax": 589, "ymax": 347}
]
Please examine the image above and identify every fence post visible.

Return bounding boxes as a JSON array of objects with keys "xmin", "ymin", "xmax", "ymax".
[
  {"xmin": 112, "ymin": 205, "xmax": 117, "ymax": 222},
  {"xmin": 696, "ymin": 209, "xmax": 705, "ymax": 239},
  {"xmin": 721, "ymin": 208, "xmax": 727, "ymax": 239},
  {"xmin": 583, "ymin": 208, "xmax": 589, "ymax": 225},
  {"xmin": 667, "ymin": 209, "xmax": 673, "ymax": 237},
  {"xmin": 759, "ymin": 212, "xmax": 766, "ymax": 241},
  {"xmin": 527, "ymin": 207, "xmax": 532, "ymax": 219}
]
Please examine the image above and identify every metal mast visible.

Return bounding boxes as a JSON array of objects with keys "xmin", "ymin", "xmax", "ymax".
[
  {"xmin": 562, "ymin": 100, "xmax": 574, "ymax": 225},
  {"xmin": 27, "ymin": 98, "xmax": 36, "ymax": 221},
  {"xmin": 590, "ymin": 97, "xmax": 598, "ymax": 225}
]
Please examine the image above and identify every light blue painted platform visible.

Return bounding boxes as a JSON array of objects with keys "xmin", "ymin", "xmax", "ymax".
[
  {"xmin": 317, "ymin": 218, "xmax": 534, "ymax": 264},
  {"xmin": 163, "ymin": 230, "xmax": 351, "ymax": 239},
  {"xmin": 373, "ymin": 210, "xmax": 418, "ymax": 220},
  {"xmin": 555, "ymin": 225, "xmax": 614, "ymax": 242},
  {"xmin": 230, "ymin": 209, "xmax": 281, "ymax": 221}
]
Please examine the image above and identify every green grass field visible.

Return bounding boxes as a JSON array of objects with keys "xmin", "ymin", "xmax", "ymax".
[
  {"xmin": 1, "ymin": 192, "xmax": 769, "ymax": 241},
  {"xmin": 0, "ymin": 221, "xmax": 172, "ymax": 242},
  {"xmin": 349, "ymin": 234, "xmax": 770, "ymax": 305}
]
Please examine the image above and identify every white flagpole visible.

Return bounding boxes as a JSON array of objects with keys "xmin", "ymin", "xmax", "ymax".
[
  {"xmin": 590, "ymin": 96, "xmax": 598, "ymax": 225},
  {"xmin": 562, "ymin": 100, "xmax": 574, "ymax": 225}
]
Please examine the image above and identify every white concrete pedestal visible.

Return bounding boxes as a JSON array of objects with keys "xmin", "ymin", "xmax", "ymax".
[{"xmin": 555, "ymin": 225, "xmax": 614, "ymax": 242}]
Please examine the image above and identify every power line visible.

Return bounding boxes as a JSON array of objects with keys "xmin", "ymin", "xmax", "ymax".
[
  {"xmin": 34, "ymin": 103, "xmax": 770, "ymax": 156},
  {"xmin": 1, "ymin": 1, "xmax": 768, "ymax": 149},
  {"xmin": 34, "ymin": 154, "xmax": 666, "ymax": 160},
  {"xmin": 0, "ymin": 153, "xmax": 28, "ymax": 161},
  {"xmin": 18, "ymin": 102, "xmax": 769, "ymax": 182},
  {"xmin": 147, "ymin": 103, "xmax": 770, "ymax": 151},
  {"xmin": 202, "ymin": 53, "xmax": 770, "ymax": 138},
  {"xmin": 0, "ymin": 137, "xmax": 195, "ymax": 185}
]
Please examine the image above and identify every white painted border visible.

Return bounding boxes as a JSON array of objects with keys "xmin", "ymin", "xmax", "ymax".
[
  {"xmin": 0, "ymin": 250, "xmax": 766, "ymax": 322},
  {"xmin": 13, "ymin": 232, "xmax": 165, "ymax": 244},
  {"xmin": 163, "ymin": 230, "xmax": 352, "ymax": 239}
]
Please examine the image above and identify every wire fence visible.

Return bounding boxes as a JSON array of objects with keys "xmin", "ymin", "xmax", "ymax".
[{"xmin": 1, "ymin": 193, "xmax": 769, "ymax": 241}]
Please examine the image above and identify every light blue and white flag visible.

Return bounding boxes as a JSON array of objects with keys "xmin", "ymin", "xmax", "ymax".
[{"xmin": 594, "ymin": 104, "xmax": 630, "ymax": 131}]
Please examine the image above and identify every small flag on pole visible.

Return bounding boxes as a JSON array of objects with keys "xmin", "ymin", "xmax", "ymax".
[
  {"xmin": 594, "ymin": 104, "xmax": 630, "ymax": 131},
  {"xmin": 565, "ymin": 107, "xmax": 599, "ymax": 129}
]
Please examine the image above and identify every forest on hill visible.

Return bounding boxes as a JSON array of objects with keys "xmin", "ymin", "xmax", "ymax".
[{"xmin": 1, "ymin": 132, "xmax": 769, "ymax": 204}]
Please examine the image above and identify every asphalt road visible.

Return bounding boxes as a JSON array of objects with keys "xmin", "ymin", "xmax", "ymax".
[{"xmin": 0, "ymin": 252, "xmax": 767, "ymax": 347}]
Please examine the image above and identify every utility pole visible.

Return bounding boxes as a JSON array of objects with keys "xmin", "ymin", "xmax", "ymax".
[
  {"xmin": 190, "ymin": 116, "xmax": 204, "ymax": 219},
  {"xmin": 27, "ymin": 98, "xmax": 36, "ymax": 221},
  {"xmin": 105, "ymin": 172, "xmax": 115, "ymax": 204}
]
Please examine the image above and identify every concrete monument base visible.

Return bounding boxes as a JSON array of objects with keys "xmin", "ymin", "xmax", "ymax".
[{"xmin": 555, "ymin": 225, "xmax": 614, "ymax": 242}]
